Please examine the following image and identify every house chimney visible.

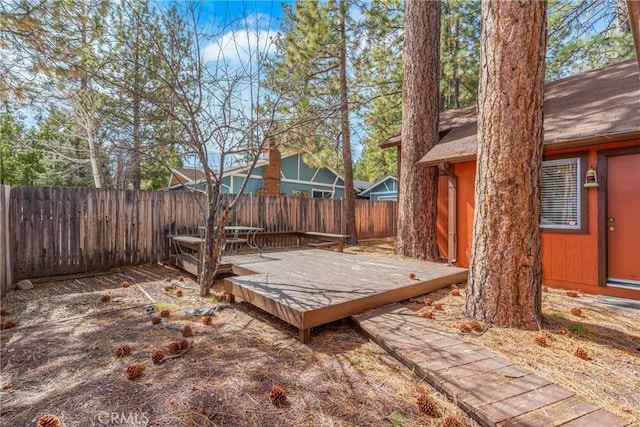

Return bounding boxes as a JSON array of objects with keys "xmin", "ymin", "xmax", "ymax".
[{"xmin": 262, "ymin": 136, "xmax": 281, "ymax": 195}]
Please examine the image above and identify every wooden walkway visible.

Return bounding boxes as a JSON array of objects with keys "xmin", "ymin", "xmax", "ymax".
[
  {"xmin": 353, "ymin": 304, "xmax": 630, "ymax": 427},
  {"xmin": 223, "ymin": 249, "xmax": 468, "ymax": 343}
]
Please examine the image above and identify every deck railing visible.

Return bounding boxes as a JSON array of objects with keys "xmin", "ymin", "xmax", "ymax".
[{"xmin": 0, "ymin": 185, "xmax": 397, "ymax": 294}]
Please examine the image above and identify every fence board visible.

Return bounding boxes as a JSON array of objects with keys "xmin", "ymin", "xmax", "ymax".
[
  {"xmin": 0, "ymin": 185, "xmax": 12, "ymax": 294},
  {"xmin": 1, "ymin": 186, "xmax": 396, "ymax": 284}
]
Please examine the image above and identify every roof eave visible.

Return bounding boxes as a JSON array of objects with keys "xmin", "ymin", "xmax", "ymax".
[
  {"xmin": 380, "ymin": 133, "xmax": 401, "ymax": 149},
  {"xmin": 358, "ymin": 175, "xmax": 397, "ymax": 196},
  {"xmin": 419, "ymin": 154, "xmax": 476, "ymax": 167},
  {"xmin": 418, "ymin": 130, "xmax": 640, "ymax": 167}
]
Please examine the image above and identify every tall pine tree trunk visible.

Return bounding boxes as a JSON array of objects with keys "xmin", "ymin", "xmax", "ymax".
[
  {"xmin": 466, "ymin": 0, "xmax": 547, "ymax": 329},
  {"xmin": 339, "ymin": 0, "xmax": 357, "ymax": 244},
  {"xmin": 396, "ymin": 0, "xmax": 440, "ymax": 261}
]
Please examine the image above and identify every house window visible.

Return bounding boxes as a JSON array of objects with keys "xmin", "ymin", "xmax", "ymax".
[
  {"xmin": 312, "ymin": 190, "xmax": 333, "ymax": 199},
  {"xmin": 541, "ymin": 158, "xmax": 581, "ymax": 230}
]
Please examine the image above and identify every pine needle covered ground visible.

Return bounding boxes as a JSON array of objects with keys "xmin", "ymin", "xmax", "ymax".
[{"xmin": 0, "ymin": 263, "xmax": 476, "ymax": 426}]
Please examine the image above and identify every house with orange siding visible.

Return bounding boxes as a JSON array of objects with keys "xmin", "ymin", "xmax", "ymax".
[{"xmin": 382, "ymin": 60, "xmax": 640, "ymax": 300}]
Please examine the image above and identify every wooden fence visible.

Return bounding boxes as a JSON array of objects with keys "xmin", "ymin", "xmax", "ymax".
[{"xmin": 0, "ymin": 186, "xmax": 397, "ymax": 293}]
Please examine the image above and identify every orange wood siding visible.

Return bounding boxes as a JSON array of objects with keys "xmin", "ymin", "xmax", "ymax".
[
  {"xmin": 445, "ymin": 139, "xmax": 640, "ymax": 300},
  {"xmin": 452, "ymin": 162, "xmax": 476, "ymax": 267},
  {"xmin": 436, "ymin": 174, "xmax": 448, "ymax": 258}
]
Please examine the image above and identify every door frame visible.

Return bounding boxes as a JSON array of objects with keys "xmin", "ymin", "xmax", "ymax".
[{"xmin": 597, "ymin": 145, "xmax": 640, "ymax": 286}]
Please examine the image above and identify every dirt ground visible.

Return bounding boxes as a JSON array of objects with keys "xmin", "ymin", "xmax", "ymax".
[{"xmin": 1, "ymin": 240, "xmax": 638, "ymax": 426}]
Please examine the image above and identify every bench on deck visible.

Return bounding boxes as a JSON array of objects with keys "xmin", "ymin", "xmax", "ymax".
[
  {"xmin": 168, "ymin": 230, "xmax": 350, "ymax": 278},
  {"xmin": 297, "ymin": 231, "xmax": 348, "ymax": 252}
]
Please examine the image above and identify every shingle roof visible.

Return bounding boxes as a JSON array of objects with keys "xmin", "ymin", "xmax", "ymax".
[
  {"xmin": 358, "ymin": 176, "xmax": 397, "ymax": 197},
  {"xmin": 403, "ymin": 60, "xmax": 640, "ymax": 166},
  {"xmin": 173, "ymin": 167, "xmax": 206, "ymax": 183},
  {"xmin": 354, "ymin": 180, "xmax": 374, "ymax": 192}
]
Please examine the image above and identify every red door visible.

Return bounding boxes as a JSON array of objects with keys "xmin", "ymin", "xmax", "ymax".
[{"xmin": 607, "ymin": 153, "xmax": 640, "ymax": 284}]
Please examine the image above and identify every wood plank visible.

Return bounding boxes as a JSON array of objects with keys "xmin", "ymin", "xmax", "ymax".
[
  {"xmin": 473, "ymin": 384, "xmax": 575, "ymax": 426},
  {"xmin": 458, "ymin": 374, "xmax": 552, "ymax": 407},
  {"xmin": 559, "ymin": 409, "xmax": 629, "ymax": 427},
  {"xmin": 436, "ymin": 356, "xmax": 518, "ymax": 380},
  {"xmin": 224, "ymin": 275, "xmax": 305, "ymax": 329},
  {"xmin": 0, "ymin": 185, "xmax": 12, "ymax": 293},
  {"xmin": 499, "ymin": 395, "xmax": 600, "ymax": 427}
]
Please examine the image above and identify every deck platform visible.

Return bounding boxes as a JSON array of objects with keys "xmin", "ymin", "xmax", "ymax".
[{"xmin": 223, "ymin": 249, "xmax": 467, "ymax": 343}]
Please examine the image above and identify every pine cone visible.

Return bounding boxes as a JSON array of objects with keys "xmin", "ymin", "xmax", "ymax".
[
  {"xmin": 565, "ymin": 291, "xmax": 578, "ymax": 298},
  {"xmin": 112, "ymin": 347, "xmax": 124, "ymax": 358},
  {"xmin": 451, "ymin": 289, "xmax": 460, "ymax": 296},
  {"xmin": 469, "ymin": 320, "xmax": 482, "ymax": 332},
  {"xmin": 409, "ymin": 273, "xmax": 416, "ymax": 280},
  {"xmin": 570, "ymin": 307, "xmax": 582, "ymax": 316},
  {"xmin": 434, "ymin": 303, "xmax": 443, "ymax": 311},
  {"xmin": 416, "ymin": 394, "xmax": 439, "ymax": 417},
  {"xmin": 219, "ymin": 291, "xmax": 229, "ymax": 302},
  {"xmin": 151, "ymin": 350, "xmax": 165, "ymax": 364},
  {"xmin": 160, "ymin": 310, "xmax": 170, "ymax": 318},
  {"xmin": 558, "ymin": 328, "xmax": 572, "ymax": 337},
  {"xmin": 202, "ymin": 316, "xmax": 213, "ymax": 325},
  {"xmin": 269, "ymin": 385, "xmax": 286, "ymax": 407},
  {"xmin": 459, "ymin": 324, "xmax": 471, "ymax": 333},
  {"xmin": 0, "ymin": 320, "xmax": 16, "ymax": 330},
  {"xmin": 422, "ymin": 311, "xmax": 434, "ymax": 319},
  {"xmin": 0, "ymin": 308, "xmax": 11, "ymax": 316},
  {"xmin": 121, "ymin": 281, "xmax": 130, "ymax": 288},
  {"xmin": 180, "ymin": 339, "xmax": 190, "ymax": 350},
  {"xmin": 424, "ymin": 298, "xmax": 433, "ymax": 306},
  {"xmin": 121, "ymin": 344, "xmax": 132, "ymax": 355},
  {"xmin": 164, "ymin": 286, "xmax": 175, "ymax": 292},
  {"xmin": 182, "ymin": 325, "xmax": 193, "ymax": 338},
  {"xmin": 573, "ymin": 347, "xmax": 589, "ymax": 360},
  {"xmin": 176, "ymin": 290, "xmax": 183, "ymax": 297},
  {"xmin": 37, "ymin": 414, "xmax": 62, "ymax": 427},
  {"xmin": 101, "ymin": 294, "xmax": 111, "ymax": 303},
  {"xmin": 125, "ymin": 363, "xmax": 145, "ymax": 379},
  {"xmin": 542, "ymin": 286, "xmax": 549, "ymax": 293},
  {"xmin": 178, "ymin": 276, "xmax": 185, "ymax": 282},
  {"xmin": 534, "ymin": 336, "xmax": 547, "ymax": 347},
  {"xmin": 168, "ymin": 342, "xmax": 182, "ymax": 355},
  {"xmin": 442, "ymin": 416, "xmax": 461, "ymax": 427},
  {"xmin": 151, "ymin": 316, "xmax": 161, "ymax": 325}
]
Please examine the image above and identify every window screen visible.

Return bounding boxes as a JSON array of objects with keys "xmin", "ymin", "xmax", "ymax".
[
  {"xmin": 312, "ymin": 190, "xmax": 332, "ymax": 199},
  {"xmin": 541, "ymin": 158, "xmax": 580, "ymax": 229}
]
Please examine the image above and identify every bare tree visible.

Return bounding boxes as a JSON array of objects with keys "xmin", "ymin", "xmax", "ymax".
[
  {"xmin": 466, "ymin": 0, "xmax": 547, "ymax": 329},
  {"xmin": 122, "ymin": 3, "xmax": 308, "ymax": 296},
  {"xmin": 396, "ymin": 0, "xmax": 441, "ymax": 261}
]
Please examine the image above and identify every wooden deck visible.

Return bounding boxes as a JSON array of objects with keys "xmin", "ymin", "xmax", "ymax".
[{"xmin": 223, "ymin": 249, "xmax": 467, "ymax": 343}]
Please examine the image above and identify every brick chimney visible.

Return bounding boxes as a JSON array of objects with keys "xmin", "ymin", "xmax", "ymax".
[{"xmin": 262, "ymin": 136, "xmax": 281, "ymax": 195}]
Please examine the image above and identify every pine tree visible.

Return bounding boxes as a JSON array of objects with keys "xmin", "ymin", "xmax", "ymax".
[
  {"xmin": 263, "ymin": 0, "xmax": 358, "ymax": 242},
  {"xmin": 466, "ymin": 0, "xmax": 546, "ymax": 329},
  {"xmin": 395, "ymin": 0, "xmax": 441, "ymax": 261}
]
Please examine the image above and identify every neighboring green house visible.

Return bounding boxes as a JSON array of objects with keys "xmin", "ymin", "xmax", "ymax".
[
  {"xmin": 166, "ymin": 148, "xmax": 346, "ymax": 199},
  {"xmin": 357, "ymin": 176, "xmax": 398, "ymax": 201}
]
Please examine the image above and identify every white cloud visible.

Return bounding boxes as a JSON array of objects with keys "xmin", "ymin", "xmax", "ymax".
[{"xmin": 203, "ymin": 21, "xmax": 279, "ymax": 65}]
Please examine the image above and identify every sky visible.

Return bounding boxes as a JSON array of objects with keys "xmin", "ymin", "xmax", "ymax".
[{"xmin": 170, "ymin": 0, "xmax": 365, "ymax": 165}]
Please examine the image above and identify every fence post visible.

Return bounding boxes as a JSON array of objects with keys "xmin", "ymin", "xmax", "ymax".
[{"xmin": 0, "ymin": 185, "xmax": 13, "ymax": 295}]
